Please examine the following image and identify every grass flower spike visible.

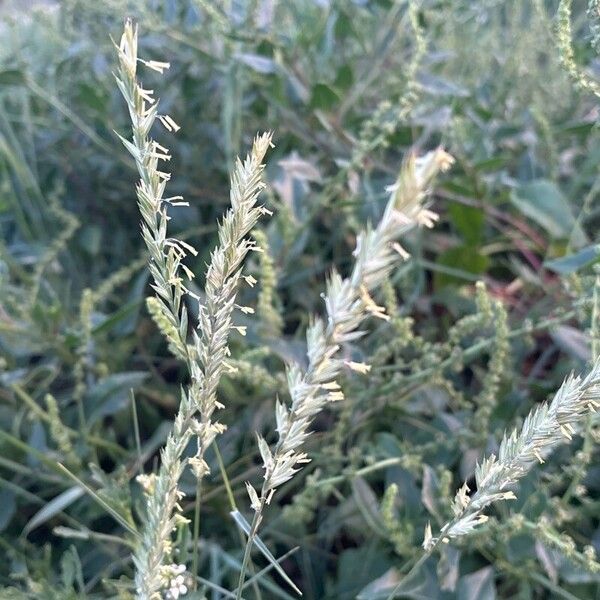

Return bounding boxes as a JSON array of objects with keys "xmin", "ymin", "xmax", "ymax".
[
  {"xmin": 427, "ymin": 359, "xmax": 600, "ymax": 549},
  {"xmin": 261, "ymin": 149, "xmax": 454, "ymax": 496},
  {"xmin": 237, "ymin": 148, "xmax": 454, "ymax": 596},
  {"xmin": 115, "ymin": 20, "xmax": 272, "ymax": 599},
  {"xmin": 386, "ymin": 360, "xmax": 600, "ymax": 600}
]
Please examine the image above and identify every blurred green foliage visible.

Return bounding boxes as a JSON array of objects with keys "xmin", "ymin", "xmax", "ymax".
[{"xmin": 1, "ymin": 0, "xmax": 600, "ymax": 598}]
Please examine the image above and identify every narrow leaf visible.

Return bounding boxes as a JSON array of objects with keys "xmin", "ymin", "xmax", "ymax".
[
  {"xmin": 23, "ymin": 486, "xmax": 84, "ymax": 536},
  {"xmin": 56, "ymin": 464, "xmax": 139, "ymax": 538},
  {"xmin": 231, "ymin": 510, "xmax": 302, "ymax": 596}
]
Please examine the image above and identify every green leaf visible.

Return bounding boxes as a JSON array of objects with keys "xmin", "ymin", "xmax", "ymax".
[
  {"xmin": 0, "ymin": 430, "xmax": 70, "ymax": 475},
  {"xmin": 544, "ymin": 244, "xmax": 600, "ymax": 274},
  {"xmin": 235, "ymin": 53, "xmax": 276, "ymax": 74},
  {"xmin": 310, "ymin": 83, "xmax": 340, "ymax": 111},
  {"xmin": 0, "ymin": 70, "xmax": 25, "ymax": 85},
  {"xmin": 357, "ymin": 560, "xmax": 439, "ymax": 599},
  {"xmin": 27, "ymin": 421, "xmax": 47, "ymax": 467},
  {"xmin": 352, "ymin": 478, "xmax": 387, "ymax": 537},
  {"xmin": 60, "ymin": 546, "xmax": 84, "ymax": 593},
  {"xmin": 418, "ymin": 73, "xmax": 469, "ymax": 97},
  {"xmin": 56, "ymin": 464, "xmax": 138, "ymax": 538},
  {"xmin": 334, "ymin": 64, "xmax": 354, "ymax": 91},
  {"xmin": 357, "ymin": 568, "xmax": 400, "ymax": 600},
  {"xmin": 448, "ymin": 203, "xmax": 485, "ymax": 245},
  {"xmin": 23, "ymin": 486, "xmax": 85, "ymax": 536},
  {"xmin": 78, "ymin": 225, "xmax": 103, "ymax": 256},
  {"xmin": 334, "ymin": 12, "xmax": 354, "ymax": 39},
  {"xmin": 434, "ymin": 245, "xmax": 490, "ymax": 289},
  {"xmin": 85, "ymin": 372, "xmax": 148, "ymax": 425},
  {"xmin": 91, "ymin": 299, "xmax": 143, "ymax": 336},
  {"xmin": 421, "ymin": 466, "xmax": 443, "ymax": 521},
  {"xmin": 457, "ymin": 567, "xmax": 496, "ymax": 600},
  {"xmin": 336, "ymin": 545, "xmax": 393, "ymax": 599},
  {"xmin": 535, "ymin": 540, "xmax": 558, "ymax": 584},
  {"xmin": 89, "ymin": 464, "xmax": 134, "ymax": 528},
  {"xmin": 550, "ymin": 325, "xmax": 590, "ymax": 362},
  {"xmin": 0, "ymin": 489, "xmax": 16, "ymax": 532},
  {"xmin": 472, "ymin": 156, "xmax": 510, "ymax": 172},
  {"xmin": 76, "ymin": 82, "xmax": 107, "ymax": 112},
  {"xmin": 510, "ymin": 180, "xmax": 586, "ymax": 243}
]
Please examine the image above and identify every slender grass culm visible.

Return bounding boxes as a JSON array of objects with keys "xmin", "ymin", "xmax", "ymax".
[{"xmin": 115, "ymin": 20, "xmax": 272, "ymax": 599}]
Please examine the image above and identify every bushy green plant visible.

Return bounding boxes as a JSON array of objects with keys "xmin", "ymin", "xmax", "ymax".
[{"xmin": 1, "ymin": 1, "xmax": 600, "ymax": 599}]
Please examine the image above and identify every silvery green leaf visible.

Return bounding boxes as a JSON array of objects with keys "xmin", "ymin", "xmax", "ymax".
[{"xmin": 23, "ymin": 487, "xmax": 85, "ymax": 536}]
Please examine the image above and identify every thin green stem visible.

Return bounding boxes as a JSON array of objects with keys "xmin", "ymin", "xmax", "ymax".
[
  {"xmin": 192, "ymin": 478, "xmax": 202, "ymax": 590},
  {"xmin": 314, "ymin": 457, "xmax": 403, "ymax": 488},
  {"xmin": 75, "ymin": 389, "xmax": 87, "ymax": 435},
  {"xmin": 235, "ymin": 497, "xmax": 266, "ymax": 600},
  {"xmin": 213, "ymin": 443, "xmax": 263, "ymax": 600},
  {"xmin": 385, "ymin": 543, "xmax": 438, "ymax": 600},
  {"xmin": 529, "ymin": 571, "xmax": 581, "ymax": 600},
  {"xmin": 242, "ymin": 547, "xmax": 298, "ymax": 592},
  {"xmin": 215, "ymin": 442, "xmax": 237, "ymax": 509},
  {"xmin": 373, "ymin": 306, "xmax": 582, "ymax": 387},
  {"xmin": 386, "ymin": 516, "xmax": 462, "ymax": 600},
  {"xmin": 130, "ymin": 390, "xmax": 143, "ymax": 471},
  {"xmin": 11, "ymin": 383, "xmax": 126, "ymax": 456}
]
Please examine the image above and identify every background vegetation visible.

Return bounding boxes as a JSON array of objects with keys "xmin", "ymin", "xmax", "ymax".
[{"xmin": 1, "ymin": 0, "xmax": 600, "ymax": 598}]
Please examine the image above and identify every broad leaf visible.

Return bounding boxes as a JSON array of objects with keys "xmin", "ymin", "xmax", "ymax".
[{"xmin": 510, "ymin": 180, "xmax": 586, "ymax": 244}]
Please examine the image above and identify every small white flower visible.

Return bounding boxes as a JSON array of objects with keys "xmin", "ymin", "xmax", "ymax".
[
  {"xmin": 415, "ymin": 208, "xmax": 439, "ymax": 228},
  {"xmin": 246, "ymin": 482, "xmax": 261, "ymax": 512},
  {"xmin": 359, "ymin": 285, "xmax": 389, "ymax": 321},
  {"xmin": 165, "ymin": 565, "xmax": 188, "ymax": 599},
  {"xmin": 136, "ymin": 473, "xmax": 157, "ymax": 495},
  {"xmin": 321, "ymin": 381, "xmax": 341, "ymax": 390},
  {"xmin": 422, "ymin": 522, "xmax": 434, "ymax": 550},
  {"xmin": 166, "ymin": 574, "xmax": 187, "ymax": 599},
  {"xmin": 392, "ymin": 241, "xmax": 411, "ymax": 260}
]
